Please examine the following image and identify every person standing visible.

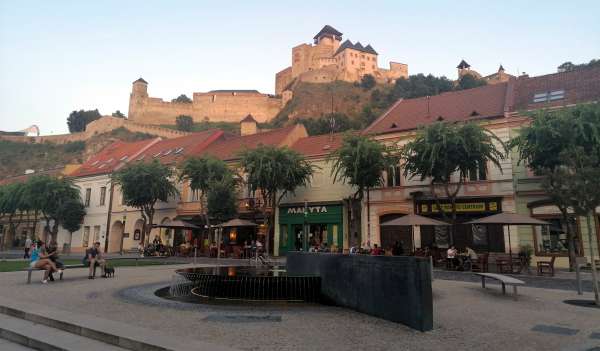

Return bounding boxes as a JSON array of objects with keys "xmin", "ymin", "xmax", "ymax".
[{"xmin": 24, "ymin": 236, "xmax": 32, "ymax": 259}]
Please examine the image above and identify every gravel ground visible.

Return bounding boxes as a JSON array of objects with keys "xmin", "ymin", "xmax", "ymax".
[{"xmin": 0, "ymin": 262, "xmax": 599, "ymax": 351}]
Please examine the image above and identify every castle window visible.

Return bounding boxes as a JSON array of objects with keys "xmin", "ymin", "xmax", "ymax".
[
  {"xmin": 533, "ymin": 90, "xmax": 565, "ymax": 103},
  {"xmin": 174, "ymin": 147, "xmax": 184, "ymax": 154},
  {"xmin": 351, "ymin": 60, "xmax": 354, "ymax": 65},
  {"xmin": 372, "ymin": 65, "xmax": 375, "ymax": 69},
  {"xmin": 212, "ymin": 95, "xmax": 216, "ymax": 102}
]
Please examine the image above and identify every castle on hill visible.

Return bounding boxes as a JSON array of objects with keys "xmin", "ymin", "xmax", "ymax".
[{"xmin": 275, "ymin": 25, "xmax": 409, "ymax": 94}]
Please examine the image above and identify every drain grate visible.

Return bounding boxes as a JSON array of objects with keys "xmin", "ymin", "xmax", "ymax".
[
  {"xmin": 203, "ymin": 314, "xmax": 282, "ymax": 323},
  {"xmin": 531, "ymin": 324, "xmax": 579, "ymax": 336}
]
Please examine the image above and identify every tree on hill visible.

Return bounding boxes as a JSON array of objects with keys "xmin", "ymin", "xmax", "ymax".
[
  {"xmin": 67, "ymin": 109, "xmax": 102, "ymax": 133},
  {"xmin": 360, "ymin": 74, "xmax": 376, "ymax": 90},
  {"xmin": 172, "ymin": 94, "xmax": 192, "ymax": 103},
  {"xmin": 298, "ymin": 113, "xmax": 358, "ymax": 136},
  {"xmin": 330, "ymin": 134, "xmax": 398, "ymax": 247},
  {"xmin": 111, "ymin": 161, "xmax": 179, "ymax": 245},
  {"xmin": 456, "ymin": 73, "xmax": 487, "ymax": 90},
  {"xmin": 240, "ymin": 146, "xmax": 314, "ymax": 255},
  {"xmin": 558, "ymin": 58, "xmax": 600, "ymax": 72},
  {"xmin": 112, "ymin": 110, "xmax": 126, "ymax": 118},
  {"xmin": 402, "ymin": 122, "xmax": 506, "ymax": 243},
  {"xmin": 176, "ymin": 115, "xmax": 194, "ymax": 132}
]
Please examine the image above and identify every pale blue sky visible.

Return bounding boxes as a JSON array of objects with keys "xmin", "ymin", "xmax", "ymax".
[{"xmin": 1, "ymin": 0, "xmax": 599, "ymax": 135}]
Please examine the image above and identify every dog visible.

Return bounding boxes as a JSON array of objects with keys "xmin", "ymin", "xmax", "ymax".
[{"xmin": 104, "ymin": 266, "xmax": 115, "ymax": 278}]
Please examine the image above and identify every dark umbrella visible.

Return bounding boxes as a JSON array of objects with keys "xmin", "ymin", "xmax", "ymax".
[
  {"xmin": 381, "ymin": 214, "xmax": 450, "ymax": 252},
  {"xmin": 216, "ymin": 218, "xmax": 258, "ymax": 227},
  {"xmin": 466, "ymin": 212, "xmax": 550, "ymax": 272},
  {"xmin": 152, "ymin": 220, "xmax": 200, "ymax": 229}
]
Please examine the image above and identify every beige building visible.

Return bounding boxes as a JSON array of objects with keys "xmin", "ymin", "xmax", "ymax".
[
  {"xmin": 457, "ymin": 59, "xmax": 514, "ymax": 85},
  {"xmin": 128, "ymin": 78, "xmax": 284, "ymax": 125},
  {"xmin": 275, "ymin": 25, "xmax": 408, "ymax": 94}
]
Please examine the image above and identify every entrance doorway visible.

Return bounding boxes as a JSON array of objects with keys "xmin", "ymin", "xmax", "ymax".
[{"xmin": 109, "ymin": 221, "xmax": 123, "ymax": 253}]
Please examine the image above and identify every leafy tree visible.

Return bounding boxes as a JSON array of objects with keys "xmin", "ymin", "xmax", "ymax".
[
  {"xmin": 112, "ymin": 110, "xmax": 126, "ymax": 118},
  {"xmin": 175, "ymin": 115, "xmax": 194, "ymax": 132},
  {"xmin": 67, "ymin": 109, "xmax": 102, "ymax": 133},
  {"xmin": 402, "ymin": 122, "xmax": 506, "ymax": 243},
  {"xmin": 298, "ymin": 113, "xmax": 358, "ymax": 136},
  {"xmin": 179, "ymin": 156, "xmax": 234, "ymax": 233},
  {"xmin": 111, "ymin": 160, "xmax": 179, "ymax": 244},
  {"xmin": 360, "ymin": 74, "xmax": 376, "ymax": 90},
  {"xmin": 172, "ymin": 94, "xmax": 192, "ymax": 103},
  {"xmin": 557, "ymin": 58, "xmax": 600, "ymax": 72},
  {"xmin": 0, "ymin": 182, "xmax": 30, "ymax": 246},
  {"xmin": 56, "ymin": 197, "xmax": 86, "ymax": 250},
  {"xmin": 207, "ymin": 179, "xmax": 238, "ymax": 223},
  {"xmin": 390, "ymin": 74, "xmax": 454, "ymax": 101},
  {"xmin": 22, "ymin": 175, "xmax": 82, "ymax": 242},
  {"xmin": 240, "ymin": 146, "xmax": 314, "ymax": 255},
  {"xmin": 330, "ymin": 134, "xmax": 398, "ymax": 246},
  {"xmin": 511, "ymin": 103, "xmax": 600, "ymax": 269},
  {"xmin": 456, "ymin": 73, "xmax": 487, "ymax": 90}
]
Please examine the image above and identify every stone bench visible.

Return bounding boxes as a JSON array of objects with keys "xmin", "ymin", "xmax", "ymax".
[
  {"xmin": 26, "ymin": 264, "xmax": 85, "ymax": 284},
  {"xmin": 475, "ymin": 272, "xmax": 525, "ymax": 300}
]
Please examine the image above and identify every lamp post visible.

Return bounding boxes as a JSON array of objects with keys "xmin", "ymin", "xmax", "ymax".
[
  {"xmin": 303, "ymin": 199, "xmax": 308, "ymax": 252},
  {"xmin": 120, "ymin": 209, "xmax": 127, "ymax": 255}
]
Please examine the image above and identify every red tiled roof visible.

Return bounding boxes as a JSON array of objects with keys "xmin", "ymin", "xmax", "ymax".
[
  {"xmin": 290, "ymin": 132, "xmax": 350, "ymax": 158},
  {"xmin": 364, "ymin": 83, "xmax": 508, "ymax": 135},
  {"xmin": 512, "ymin": 66, "xmax": 600, "ymax": 111},
  {"xmin": 135, "ymin": 129, "xmax": 224, "ymax": 165},
  {"xmin": 69, "ymin": 138, "xmax": 159, "ymax": 177},
  {"xmin": 202, "ymin": 125, "xmax": 299, "ymax": 161}
]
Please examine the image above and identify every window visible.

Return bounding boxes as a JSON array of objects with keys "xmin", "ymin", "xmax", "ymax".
[
  {"xmin": 84, "ymin": 188, "xmax": 91, "ymax": 207},
  {"xmin": 532, "ymin": 90, "xmax": 565, "ymax": 103},
  {"xmin": 190, "ymin": 189, "xmax": 201, "ymax": 202},
  {"xmin": 93, "ymin": 226, "xmax": 100, "ymax": 243},
  {"xmin": 471, "ymin": 225, "xmax": 488, "ymax": 246},
  {"xmin": 99, "ymin": 186, "xmax": 106, "ymax": 206},
  {"xmin": 534, "ymin": 216, "xmax": 574, "ymax": 255},
  {"xmin": 469, "ymin": 162, "xmax": 487, "ymax": 181},
  {"xmin": 82, "ymin": 226, "xmax": 90, "ymax": 247},
  {"xmin": 120, "ymin": 155, "xmax": 128, "ymax": 161},
  {"xmin": 351, "ymin": 60, "xmax": 354, "ymax": 65},
  {"xmin": 386, "ymin": 166, "xmax": 401, "ymax": 187}
]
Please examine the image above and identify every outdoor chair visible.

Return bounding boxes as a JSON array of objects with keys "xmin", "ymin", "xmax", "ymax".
[
  {"xmin": 471, "ymin": 253, "xmax": 489, "ymax": 272},
  {"xmin": 536, "ymin": 256, "xmax": 556, "ymax": 276},
  {"xmin": 495, "ymin": 255, "xmax": 513, "ymax": 274}
]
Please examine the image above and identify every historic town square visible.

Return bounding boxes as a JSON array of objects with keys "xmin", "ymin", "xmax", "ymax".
[{"xmin": 1, "ymin": 1, "xmax": 599, "ymax": 350}]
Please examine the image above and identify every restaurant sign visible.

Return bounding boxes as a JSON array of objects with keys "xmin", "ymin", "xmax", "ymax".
[
  {"xmin": 420, "ymin": 201, "xmax": 498, "ymax": 214},
  {"xmin": 286, "ymin": 206, "xmax": 328, "ymax": 215}
]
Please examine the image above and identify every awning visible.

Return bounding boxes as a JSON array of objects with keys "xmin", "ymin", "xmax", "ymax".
[
  {"xmin": 381, "ymin": 213, "xmax": 450, "ymax": 227},
  {"xmin": 152, "ymin": 220, "xmax": 201, "ymax": 229},
  {"xmin": 217, "ymin": 218, "xmax": 258, "ymax": 228}
]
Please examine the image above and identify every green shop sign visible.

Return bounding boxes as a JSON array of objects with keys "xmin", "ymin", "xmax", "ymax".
[{"xmin": 279, "ymin": 204, "xmax": 342, "ymax": 224}]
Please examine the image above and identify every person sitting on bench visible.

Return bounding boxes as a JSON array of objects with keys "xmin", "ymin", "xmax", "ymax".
[
  {"xmin": 84, "ymin": 242, "xmax": 106, "ymax": 279},
  {"xmin": 30, "ymin": 241, "xmax": 59, "ymax": 284}
]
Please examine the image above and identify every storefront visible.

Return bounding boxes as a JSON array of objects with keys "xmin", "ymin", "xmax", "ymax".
[
  {"xmin": 278, "ymin": 202, "xmax": 344, "ymax": 254},
  {"xmin": 416, "ymin": 197, "xmax": 505, "ymax": 252}
]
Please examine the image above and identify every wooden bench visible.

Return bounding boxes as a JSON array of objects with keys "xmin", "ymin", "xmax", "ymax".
[{"xmin": 475, "ymin": 273, "xmax": 525, "ymax": 300}]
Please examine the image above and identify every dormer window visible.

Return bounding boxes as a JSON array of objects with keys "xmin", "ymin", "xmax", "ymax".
[
  {"xmin": 120, "ymin": 156, "xmax": 128, "ymax": 161},
  {"xmin": 174, "ymin": 147, "xmax": 184, "ymax": 154},
  {"xmin": 153, "ymin": 152, "xmax": 161, "ymax": 158},
  {"xmin": 390, "ymin": 123, "xmax": 398, "ymax": 128},
  {"xmin": 470, "ymin": 110, "xmax": 479, "ymax": 116},
  {"xmin": 137, "ymin": 155, "xmax": 145, "ymax": 161},
  {"xmin": 162, "ymin": 149, "xmax": 172, "ymax": 156},
  {"xmin": 533, "ymin": 90, "xmax": 565, "ymax": 103},
  {"xmin": 91, "ymin": 160, "xmax": 99, "ymax": 166}
]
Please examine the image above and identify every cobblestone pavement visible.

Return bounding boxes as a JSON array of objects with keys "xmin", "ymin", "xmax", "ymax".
[{"xmin": 0, "ymin": 262, "xmax": 599, "ymax": 351}]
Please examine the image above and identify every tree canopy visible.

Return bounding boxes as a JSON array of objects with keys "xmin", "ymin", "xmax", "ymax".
[
  {"xmin": 175, "ymin": 115, "xmax": 194, "ymax": 132},
  {"xmin": 111, "ymin": 160, "xmax": 179, "ymax": 244},
  {"xmin": 207, "ymin": 179, "xmax": 238, "ymax": 223},
  {"xmin": 239, "ymin": 145, "xmax": 314, "ymax": 254},
  {"xmin": 112, "ymin": 110, "xmax": 126, "ymax": 118},
  {"xmin": 557, "ymin": 58, "xmax": 600, "ymax": 72},
  {"xmin": 172, "ymin": 94, "xmax": 192, "ymax": 103},
  {"xmin": 402, "ymin": 122, "xmax": 506, "ymax": 232},
  {"xmin": 456, "ymin": 73, "xmax": 487, "ymax": 90},
  {"xmin": 359, "ymin": 74, "xmax": 376, "ymax": 90},
  {"xmin": 67, "ymin": 109, "xmax": 102, "ymax": 133}
]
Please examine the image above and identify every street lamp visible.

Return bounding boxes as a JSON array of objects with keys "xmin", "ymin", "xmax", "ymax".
[{"xmin": 120, "ymin": 209, "xmax": 127, "ymax": 255}]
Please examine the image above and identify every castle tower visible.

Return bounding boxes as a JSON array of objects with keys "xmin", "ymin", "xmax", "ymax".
[
  {"xmin": 313, "ymin": 25, "xmax": 343, "ymax": 50},
  {"xmin": 457, "ymin": 59, "xmax": 471, "ymax": 77},
  {"xmin": 128, "ymin": 78, "xmax": 148, "ymax": 121},
  {"xmin": 240, "ymin": 114, "xmax": 258, "ymax": 136}
]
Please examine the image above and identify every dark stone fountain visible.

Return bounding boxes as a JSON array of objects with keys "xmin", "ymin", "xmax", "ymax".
[{"xmin": 174, "ymin": 266, "xmax": 321, "ymax": 303}]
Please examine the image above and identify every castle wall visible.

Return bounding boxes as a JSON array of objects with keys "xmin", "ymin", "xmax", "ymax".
[
  {"xmin": 129, "ymin": 91, "xmax": 283, "ymax": 125},
  {"xmin": 275, "ymin": 67, "xmax": 293, "ymax": 95}
]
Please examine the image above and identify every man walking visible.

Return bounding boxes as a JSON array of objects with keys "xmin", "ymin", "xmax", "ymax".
[{"xmin": 24, "ymin": 236, "xmax": 32, "ymax": 259}]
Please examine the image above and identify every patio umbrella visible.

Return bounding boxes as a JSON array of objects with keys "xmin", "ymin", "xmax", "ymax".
[
  {"xmin": 152, "ymin": 220, "xmax": 200, "ymax": 229},
  {"xmin": 216, "ymin": 218, "xmax": 258, "ymax": 227},
  {"xmin": 466, "ymin": 212, "xmax": 550, "ymax": 271},
  {"xmin": 381, "ymin": 214, "xmax": 450, "ymax": 252}
]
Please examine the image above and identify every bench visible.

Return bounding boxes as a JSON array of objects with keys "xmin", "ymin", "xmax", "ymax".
[
  {"xmin": 475, "ymin": 273, "xmax": 525, "ymax": 300},
  {"xmin": 26, "ymin": 264, "xmax": 85, "ymax": 284}
]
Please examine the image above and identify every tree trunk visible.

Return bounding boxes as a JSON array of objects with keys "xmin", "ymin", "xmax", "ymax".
[
  {"xmin": 366, "ymin": 187, "xmax": 371, "ymax": 245},
  {"xmin": 563, "ymin": 208, "xmax": 578, "ymax": 271},
  {"xmin": 585, "ymin": 212, "xmax": 600, "ymax": 305}
]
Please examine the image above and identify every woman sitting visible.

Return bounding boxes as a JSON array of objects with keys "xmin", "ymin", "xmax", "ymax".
[{"xmin": 30, "ymin": 241, "xmax": 59, "ymax": 284}]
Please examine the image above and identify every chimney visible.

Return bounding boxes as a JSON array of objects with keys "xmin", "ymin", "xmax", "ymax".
[{"xmin": 240, "ymin": 114, "xmax": 258, "ymax": 136}]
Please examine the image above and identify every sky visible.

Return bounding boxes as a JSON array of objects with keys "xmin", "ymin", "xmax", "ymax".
[{"xmin": 1, "ymin": 0, "xmax": 599, "ymax": 135}]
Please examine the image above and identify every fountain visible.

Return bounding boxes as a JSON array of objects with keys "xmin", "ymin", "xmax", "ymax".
[{"xmin": 170, "ymin": 266, "xmax": 321, "ymax": 303}]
